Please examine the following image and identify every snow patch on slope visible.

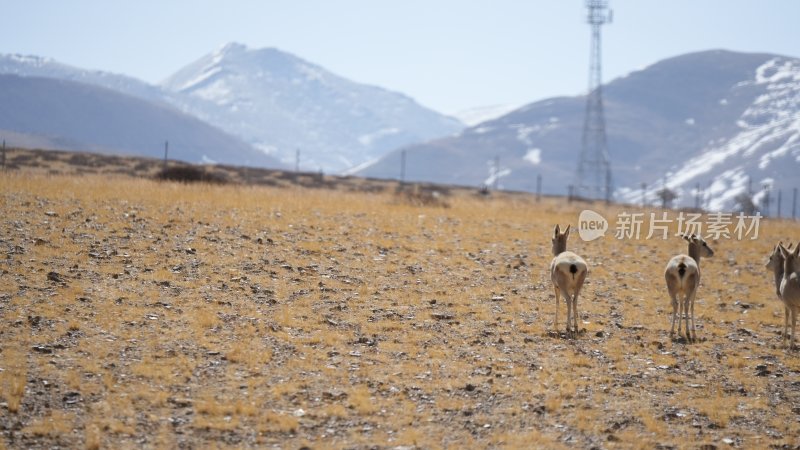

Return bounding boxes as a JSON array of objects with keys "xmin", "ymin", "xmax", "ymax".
[{"xmin": 619, "ymin": 56, "xmax": 800, "ymax": 211}]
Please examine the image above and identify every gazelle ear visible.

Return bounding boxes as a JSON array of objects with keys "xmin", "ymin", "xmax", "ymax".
[
  {"xmin": 681, "ymin": 233, "xmax": 691, "ymax": 242},
  {"xmin": 779, "ymin": 245, "xmax": 791, "ymax": 258},
  {"xmin": 793, "ymin": 244, "xmax": 800, "ymax": 258},
  {"xmin": 563, "ymin": 224, "xmax": 571, "ymax": 237},
  {"xmin": 554, "ymin": 224, "xmax": 560, "ymax": 237},
  {"xmin": 788, "ymin": 242, "xmax": 794, "ymax": 251}
]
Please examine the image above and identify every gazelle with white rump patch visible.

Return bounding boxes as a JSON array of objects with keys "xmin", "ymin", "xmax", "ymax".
[
  {"xmin": 766, "ymin": 242, "xmax": 796, "ymax": 348},
  {"xmin": 665, "ymin": 233, "xmax": 714, "ymax": 342},
  {"xmin": 550, "ymin": 224, "xmax": 588, "ymax": 337},
  {"xmin": 777, "ymin": 243, "xmax": 800, "ymax": 350}
]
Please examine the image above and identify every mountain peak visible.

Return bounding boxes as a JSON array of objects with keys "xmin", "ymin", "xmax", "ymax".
[{"xmin": 214, "ymin": 42, "xmax": 249, "ymax": 58}]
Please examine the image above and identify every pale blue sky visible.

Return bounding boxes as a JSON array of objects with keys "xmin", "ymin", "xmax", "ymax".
[{"xmin": 2, "ymin": 1, "xmax": 798, "ymax": 114}]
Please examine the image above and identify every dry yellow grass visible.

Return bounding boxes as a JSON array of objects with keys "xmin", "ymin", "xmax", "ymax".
[{"xmin": 1, "ymin": 168, "xmax": 800, "ymax": 449}]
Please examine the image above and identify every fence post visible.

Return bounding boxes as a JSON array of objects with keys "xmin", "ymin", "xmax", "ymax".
[
  {"xmin": 536, "ymin": 174, "xmax": 542, "ymax": 202},
  {"xmin": 400, "ymin": 149, "xmax": 406, "ymax": 184},
  {"xmin": 163, "ymin": 140, "xmax": 169, "ymax": 172},
  {"xmin": 641, "ymin": 183, "xmax": 647, "ymax": 208}
]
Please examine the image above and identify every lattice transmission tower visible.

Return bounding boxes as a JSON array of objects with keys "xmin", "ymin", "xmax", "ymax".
[{"xmin": 576, "ymin": 0, "xmax": 613, "ymax": 202}]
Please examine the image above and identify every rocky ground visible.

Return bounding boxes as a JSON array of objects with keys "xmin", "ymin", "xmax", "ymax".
[{"xmin": 1, "ymin": 149, "xmax": 799, "ymax": 449}]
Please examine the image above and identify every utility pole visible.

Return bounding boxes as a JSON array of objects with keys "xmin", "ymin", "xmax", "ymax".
[
  {"xmin": 793, "ymin": 187, "xmax": 798, "ymax": 220},
  {"xmin": 493, "ymin": 155, "xmax": 500, "ymax": 191},
  {"xmin": 400, "ymin": 149, "xmax": 406, "ymax": 184},
  {"xmin": 163, "ymin": 141, "xmax": 169, "ymax": 171},
  {"xmin": 1, "ymin": 140, "xmax": 5, "ymax": 170},
  {"xmin": 576, "ymin": 0, "xmax": 613, "ymax": 203},
  {"xmin": 777, "ymin": 189, "xmax": 782, "ymax": 218},
  {"xmin": 695, "ymin": 182, "xmax": 701, "ymax": 210},
  {"xmin": 763, "ymin": 183, "xmax": 771, "ymax": 217},
  {"xmin": 295, "ymin": 149, "xmax": 300, "ymax": 172}
]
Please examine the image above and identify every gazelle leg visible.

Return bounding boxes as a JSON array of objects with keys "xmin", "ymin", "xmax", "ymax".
[
  {"xmin": 785, "ymin": 306, "xmax": 790, "ymax": 347},
  {"xmin": 566, "ymin": 293, "xmax": 573, "ymax": 337},
  {"xmin": 669, "ymin": 294, "xmax": 678, "ymax": 338},
  {"xmin": 553, "ymin": 286, "xmax": 560, "ymax": 335},
  {"xmin": 572, "ymin": 295, "xmax": 579, "ymax": 337},
  {"xmin": 676, "ymin": 294, "xmax": 683, "ymax": 338},
  {"xmin": 689, "ymin": 292, "xmax": 697, "ymax": 342}
]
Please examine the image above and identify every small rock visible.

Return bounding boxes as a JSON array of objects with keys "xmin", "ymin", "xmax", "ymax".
[
  {"xmin": 168, "ymin": 398, "xmax": 193, "ymax": 408},
  {"xmin": 464, "ymin": 383, "xmax": 476, "ymax": 392},
  {"xmin": 63, "ymin": 392, "xmax": 81, "ymax": 404},
  {"xmin": 47, "ymin": 271, "xmax": 65, "ymax": 283},
  {"xmin": 431, "ymin": 312, "xmax": 455, "ymax": 321},
  {"xmin": 32, "ymin": 344, "xmax": 53, "ymax": 354}
]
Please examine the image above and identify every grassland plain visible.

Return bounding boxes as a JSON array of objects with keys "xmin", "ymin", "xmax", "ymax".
[{"xmin": 1, "ymin": 163, "xmax": 800, "ymax": 449}]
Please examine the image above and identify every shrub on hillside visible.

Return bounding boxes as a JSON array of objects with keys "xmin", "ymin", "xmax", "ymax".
[{"xmin": 154, "ymin": 165, "xmax": 228, "ymax": 184}]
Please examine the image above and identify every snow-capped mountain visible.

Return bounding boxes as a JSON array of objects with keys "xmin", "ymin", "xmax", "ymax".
[
  {"xmin": 358, "ymin": 50, "xmax": 800, "ymax": 212},
  {"xmin": 160, "ymin": 43, "xmax": 463, "ymax": 172}
]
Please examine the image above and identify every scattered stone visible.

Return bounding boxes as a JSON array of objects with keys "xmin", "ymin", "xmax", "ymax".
[
  {"xmin": 431, "ymin": 312, "xmax": 455, "ymax": 321},
  {"xmin": 755, "ymin": 364, "xmax": 770, "ymax": 377},
  {"xmin": 63, "ymin": 392, "xmax": 81, "ymax": 405},
  {"xmin": 168, "ymin": 398, "xmax": 193, "ymax": 408},
  {"xmin": 47, "ymin": 271, "xmax": 65, "ymax": 283}
]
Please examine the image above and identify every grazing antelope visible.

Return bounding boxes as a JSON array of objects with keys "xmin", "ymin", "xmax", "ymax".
[
  {"xmin": 766, "ymin": 242, "xmax": 795, "ymax": 347},
  {"xmin": 778, "ymin": 243, "xmax": 800, "ymax": 350},
  {"xmin": 665, "ymin": 233, "xmax": 714, "ymax": 342},
  {"xmin": 550, "ymin": 224, "xmax": 588, "ymax": 338}
]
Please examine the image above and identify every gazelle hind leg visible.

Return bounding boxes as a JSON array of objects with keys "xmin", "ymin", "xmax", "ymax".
[
  {"xmin": 684, "ymin": 297, "xmax": 692, "ymax": 341},
  {"xmin": 565, "ymin": 292, "xmax": 573, "ymax": 337},
  {"xmin": 689, "ymin": 291, "xmax": 697, "ymax": 342},
  {"xmin": 572, "ymin": 294, "xmax": 579, "ymax": 337},
  {"xmin": 553, "ymin": 286, "xmax": 560, "ymax": 335},
  {"xmin": 785, "ymin": 306, "xmax": 790, "ymax": 347},
  {"xmin": 669, "ymin": 293, "xmax": 678, "ymax": 338}
]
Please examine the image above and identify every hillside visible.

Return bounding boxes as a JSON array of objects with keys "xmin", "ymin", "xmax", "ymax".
[
  {"xmin": 358, "ymin": 50, "xmax": 800, "ymax": 212},
  {"xmin": 0, "ymin": 75, "xmax": 282, "ymax": 167},
  {"xmin": 2, "ymin": 166, "xmax": 800, "ymax": 448}
]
